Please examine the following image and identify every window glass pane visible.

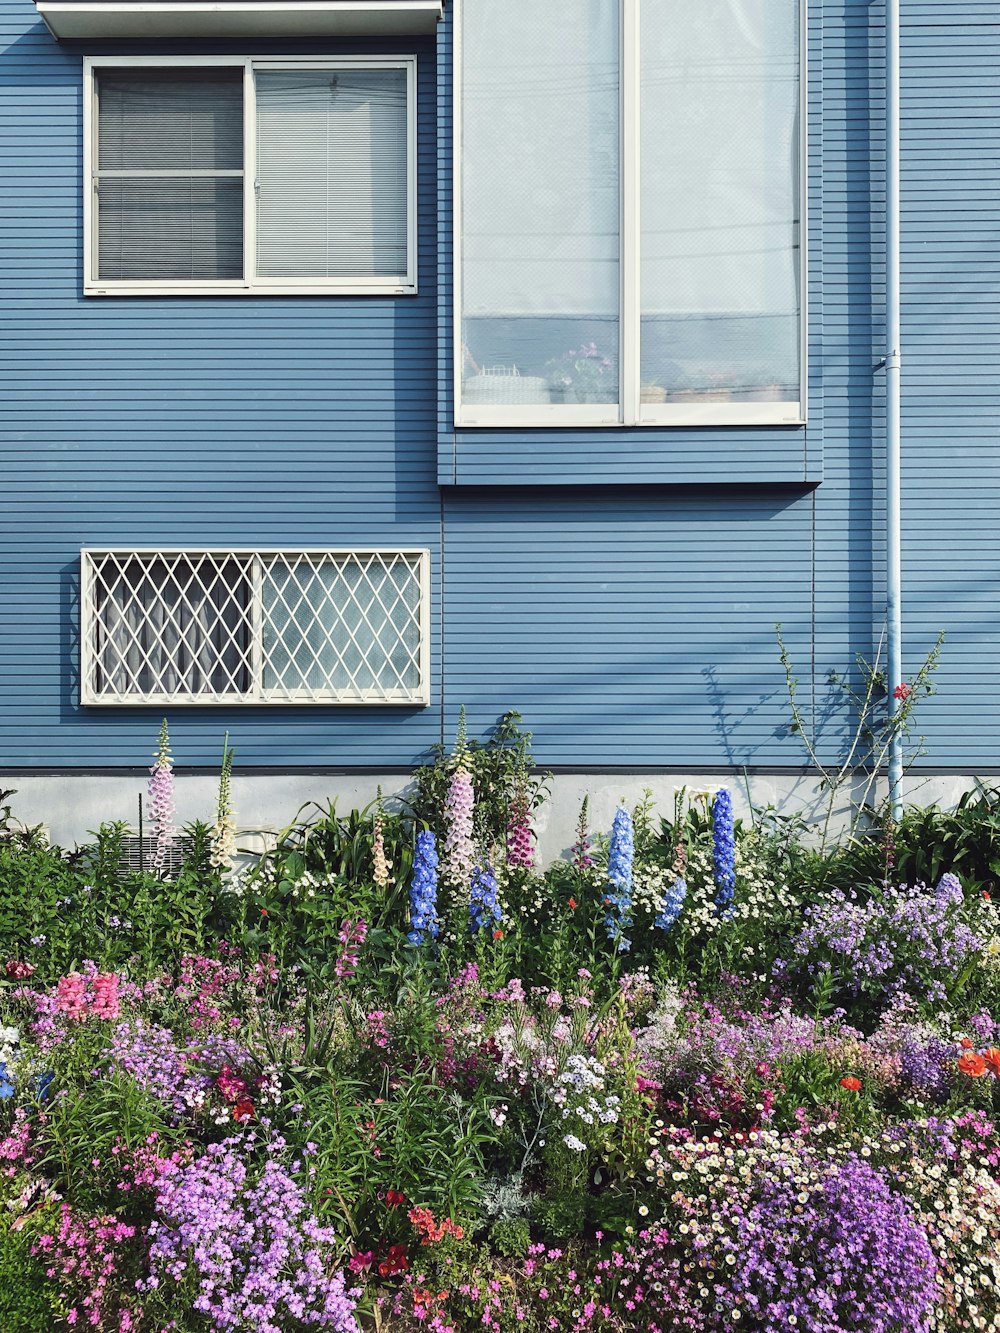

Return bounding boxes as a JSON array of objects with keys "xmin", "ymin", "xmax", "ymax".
[
  {"xmin": 255, "ymin": 69, "xmax": 408, "ymax": 279},
  {"xmin": 261, "ymin": 556, "xmax": 421, "ymax": 697},
  {"xmin": 97, "ymin": 71, "xmax": 243, "ymax": 173},
  {"xmin": 97, "ymin": 179, "xmax": 243, "ymax": 280},
  {"xmin": 460, "ymin": 0, "xmax": 619, "ymax": 409},
  {"xmin": 640, "ymin": 0, "xmax": 801, "ymax": 406}
]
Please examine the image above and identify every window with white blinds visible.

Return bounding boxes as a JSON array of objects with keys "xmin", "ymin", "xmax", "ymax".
[
  {"xmin": 256, "ymin": 69, "xmax": 408, "ymax": 278},
  {"xmin": 86, "ymin": 58, "xmax": 416, "ymax": 295}
]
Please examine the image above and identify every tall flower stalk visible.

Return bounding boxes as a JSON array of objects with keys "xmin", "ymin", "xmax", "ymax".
[
  {"xmin": 372, "ymin": 788, "xmax": 390, "ymax": 891},
  {"xmin": 210, "ymin": 733, "xmax": 237, "ymax": 876},
  {"xmin": 469, "ymin": 862, "xmax": 501, "ymax": 933},
  {"xmin": 148, "ymin": 717, "xmax": 175, "ymax": 876},
  {"xmin": 407, "ymin": 830, "xmax": 440, "ymax": 944},
  {"xmin": 605, "ymin": 805, "xmax": 634, "ymax": 952},
  {"xmin": 506, "ymin": 770, "xmax": 535, "ymax": 870},
  {"xmin": 442, "ymin": 767, "xmax": 475, "ymax": 892},
  {"xmin": 712, "ymin": 788, "xmax": 736, "ymax": 916},
  {"xmin": 571, "ymin": 795, "xmax": 594, "ymax": 872}
]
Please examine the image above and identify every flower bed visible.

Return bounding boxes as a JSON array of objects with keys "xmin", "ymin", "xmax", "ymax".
[{"xmin": 0, "ymin": 722, "xmax": 999, "ymax": 1332}]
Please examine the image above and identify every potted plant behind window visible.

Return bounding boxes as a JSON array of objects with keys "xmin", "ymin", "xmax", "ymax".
[{"xmin": 546, "ymin": 342, "xmax": 614, "ymax": 403}]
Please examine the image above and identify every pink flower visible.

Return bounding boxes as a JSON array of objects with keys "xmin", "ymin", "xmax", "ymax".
[{"xmin": 442, "ymin": 768, "xmax": 475, "ymax": 890}]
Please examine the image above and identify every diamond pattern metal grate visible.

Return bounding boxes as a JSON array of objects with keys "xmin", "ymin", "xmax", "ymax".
[{"xmin": 81, "ymin": 549, "xmax": 429, "ymax": 706}]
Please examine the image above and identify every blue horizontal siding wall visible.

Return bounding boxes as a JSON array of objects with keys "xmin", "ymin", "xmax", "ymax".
[
  {"xmin": 0, "ymin": 1, "xmax": 445, "ymax": 767},
  {"xmin": 2, "ymin": 0, "xmax": 999, "ymax": 777},
  {"xmin": 894, "ymin": 9, "xmax": 1000, "ymax": 767}
]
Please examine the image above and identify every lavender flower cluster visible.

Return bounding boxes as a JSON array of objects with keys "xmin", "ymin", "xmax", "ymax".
[
  {"xmin": 141, "ymin": 1137, "xmax": 360, "ymax": 1333},
  {"xmin": 788, "ymin": 875, "xmax": 982, "ymax": 1005},
  {"xmin": 714, "ymin": 1154, "xmax": 938, "ymax": 1332},
  {"xmin": 106, "ymin": 1021, "xmax": 250, "ymax": 1118}
]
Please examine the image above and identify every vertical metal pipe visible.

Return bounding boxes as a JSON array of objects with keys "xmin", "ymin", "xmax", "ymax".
[{"xmin": 886, "ymin": 0, "xmax": 903, "ymax": 818}]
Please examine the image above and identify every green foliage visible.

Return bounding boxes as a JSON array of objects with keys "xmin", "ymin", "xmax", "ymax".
[
  {"xmin": 0, "ymin": 1209, "xmax": 59, "ymax": 1332},
  {"xmin": 241, "ymin": 798, "xmax": 418, "ymax": 979},
  {"xmin": 0, "ymin": 821, "xmax": 233, "ymax": 983},
  {"xmin": 777, "ymin": 624, "xmax": 945, "ymax": 848},
  {"xmin": 410, "ymin": 710, "xmax": 549, "ymax": 850},
  {"xmin": 33, "ymin": 1031, "xmax": 186, "ymax": 1214},
  {"xmin": 489, "ymin": 1216, "xmax": 531, "ymax": 1258}
]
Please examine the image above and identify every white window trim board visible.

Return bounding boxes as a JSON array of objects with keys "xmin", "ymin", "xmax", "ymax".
[
  {"xmin": 452, "ymin": 0, "xmax": 809, "ymax": 430},
  {"xmin": 83, "ymin": 55, "xmax": 418, "ymax": 297},
  {"xmin": 80, "ymin": 547, "xmax": 432, "ymax": 707}
]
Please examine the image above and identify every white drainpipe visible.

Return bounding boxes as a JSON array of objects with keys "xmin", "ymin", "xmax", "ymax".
[{"xmin": 886, "ymin": 0, "xmax": 903, "ymax": 818}]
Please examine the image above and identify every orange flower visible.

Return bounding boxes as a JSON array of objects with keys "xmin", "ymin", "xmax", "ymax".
[
  {"xmin": 839, "ymin": 1076, "xmax": 862, "ymax": 1092},
  {"xmin": 958, "ymin": 1051, "xmax": 988, "ymax": 1078},
  {"xmin": 568, "ymin": 897, "xmax": 578, "ymax": 909},
  {"xmin": 959, "ymin": 1036, "xmax": 974, "ymax": 1049},
  {"xmin": 983, "ymin": 890, "xmax": 992, "ymax": 902},
  {"xmin": 983, "ymin": 1048, "xmax": 1000, "ymax": 1076}
]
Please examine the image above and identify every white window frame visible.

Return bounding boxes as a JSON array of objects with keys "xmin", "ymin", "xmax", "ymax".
[
  {"xmin": 80, "ymin": 547, "xmax": 432, "ymax": 706},
  {"xmin": 453, "ymin": 0, "xmax": 808, "ymax": 429},
  {"xmin": 84, "ymin": 55, "xmax": 418, "ymax": 297}
]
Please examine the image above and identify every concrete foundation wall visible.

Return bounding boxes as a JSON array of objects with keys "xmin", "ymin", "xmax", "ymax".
[{"xmin": 2, "ymin": 770, "xmax": 989, "ymax": 863}]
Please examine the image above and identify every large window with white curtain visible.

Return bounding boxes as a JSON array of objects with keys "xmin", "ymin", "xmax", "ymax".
[
  {"xmin": 80, "ymin": 550, "xmax": 431, "ymax": 705},
  {"xmin": 85, "ymin": 57, "xmax": 416, "ymax": 296},
  {"xmin": 456, "ymin": 0, "xmax": 805, "ymax": 427}
]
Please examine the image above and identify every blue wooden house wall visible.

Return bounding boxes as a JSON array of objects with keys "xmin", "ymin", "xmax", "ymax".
[{"xmin": 0, "ymin": 0, "xmax": 997, "ymax": 777}]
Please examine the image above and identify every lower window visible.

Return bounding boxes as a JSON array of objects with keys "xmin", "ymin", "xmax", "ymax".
[{"xmin": 81, "ymin": 548, "xmax": 430, "ymax": 705}]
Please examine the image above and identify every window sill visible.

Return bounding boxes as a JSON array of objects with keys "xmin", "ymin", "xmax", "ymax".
[
  {"xmin": 455, "ymin": 402, "xmax": 805, "ymax": 429},
  {"xmin": 84, "ymin": 280, "xmax": 418, "ymax": 298}
]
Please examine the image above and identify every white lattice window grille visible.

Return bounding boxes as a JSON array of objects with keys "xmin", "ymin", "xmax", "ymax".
[{"xmin": 81, "ymin": 549, "xmax": 430, "ymax": 706}]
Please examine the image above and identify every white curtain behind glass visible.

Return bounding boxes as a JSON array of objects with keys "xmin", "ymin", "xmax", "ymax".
[
  {"xmin": 255, "ymin": 69, "xmax": 408, "ymax": 278},
  {"xmin": 461, "ymin": 0, "xmax": 619, "ymax": 318},
  {"xmin": 640, "ymin": 0, "xmax": 800, "ymax": 394}
]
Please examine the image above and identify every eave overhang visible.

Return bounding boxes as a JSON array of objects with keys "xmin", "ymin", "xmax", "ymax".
[{"xmin": 34, "ymin": 1, "xmax": 443, "ymax": 40}]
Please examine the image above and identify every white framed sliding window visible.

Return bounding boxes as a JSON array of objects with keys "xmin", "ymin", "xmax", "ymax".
[
  {"xmin": 454, "ymin": 0, "xmax": 807, "ymax": 428},
  {"xmin": 84, "ymin": 55, "xmax": 417, "ymax": 297},
  {"xmin": 80, "ymin": 548, "xmax": 431, "ymax": 706}
]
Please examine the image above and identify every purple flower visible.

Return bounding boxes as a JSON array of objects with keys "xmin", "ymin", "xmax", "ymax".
[
  {"xmin": 408, "ymin": 830, "xmax": 440, "ymax": 944},
  {"xmin": 139, "ymin": 1138, "xmax": 360, "ymax": 1333},
  {"xmin": 712, "ymin": 789, "xmax": 736, "ymax": 916}
]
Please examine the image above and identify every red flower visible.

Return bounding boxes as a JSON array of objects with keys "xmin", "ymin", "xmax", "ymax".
[
  {"xmin": 260, "ymin": 908, "xmax": 269, "ymax": 917},
  {"xmin": 232, "ymin": 1097, "xmax": 256, "ymax": 1123},
  {"xmin": 839, "ymin": 1076, "xmax": 862, "ymax": 1092},
  {"xmin": 893, "ymin": 682, "xmax": 912, "ymax": 701},
  {"xmin": 960, "ymin": 1036, "xmax": 974, "ymax": 1049},
  {"xmin": 983, "ymin": 891, "xmax": 992, "ymax": 902},
  {"xmin": 568, "ymin": 897, "xmax": 578, "ymax": 909},
  {"xmin": 5, "ymin": 960, "xmax": 35, "ymax": 980},
  {"xmin": 385, "ymin": 1189, "xmax": 407, "ymax": 1209},
  {"xmin": 983, "ymin": 1048, "xmax": 1000, "ymax": 1077},
  {"xmin": 958, "ymin": 1052, "xmax": 988, "ymax": 1078},
  {"xmin": 493, "ymin": 929, "xmax": 503, "ymax": 940}
]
